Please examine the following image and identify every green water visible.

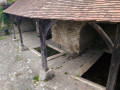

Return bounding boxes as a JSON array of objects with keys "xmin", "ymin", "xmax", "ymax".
[
  {"xmin": 34, "ymin": 46, "xmax": 60, "ymax": 57},
  {"xmin": 82, "ymin": 53, "xmax": 120, "ymax": 90}
]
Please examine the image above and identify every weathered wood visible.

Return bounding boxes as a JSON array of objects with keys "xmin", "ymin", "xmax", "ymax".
[
  {"xmin": 106, "ymin": 48, "xmax": 120, "ymax": 90},
  {"xmin": 38, "ymin": 20, "xmax": 48, "ymax": 71},
  {"xmin": 106, "ymin": 24, "xmax": 120, "ymax": 90},
  {"xmin": 10, "ymin": 15, "xmax": 16, "ymax": 40},
  {"xmin": 16, "ymin": 16, "xmax": 24, "ymax": 47},
  {"xmin": 89, "ymin": 22, "xmax": 114, "ymax": 52},
  {"xmin": 114, "ymin": 24, "xmax": 120, "ymax": 49}
]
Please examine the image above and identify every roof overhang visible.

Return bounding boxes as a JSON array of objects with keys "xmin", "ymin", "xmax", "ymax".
[{"xmin": 4, "ymin": 0, "xmax": 120, "ymax": 23}]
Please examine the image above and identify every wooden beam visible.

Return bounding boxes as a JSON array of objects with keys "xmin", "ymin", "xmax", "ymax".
[
  {"xmin": 16, "ymin": 16, "xmax": 24, "ymax": 47},
  {"xmin": 38, "ymin": 20, "xmax": 49, "ymax": 71},
  {"xmin": 45, "ymin": 20, "xmax": 57, "ymax": 37},
  {"xmin": 10, "ymin": 15, "xmax": 16, "ymax": 40},
  {"xmin": 114, "ymin": 24, "xmax": 120, "ymax": 49},
  {"xmin": 106, "ymin": 48, "xmax": 120, "ymax": 90},
  {"xmin": 89, "ymin": 22, "xmax": 114, "ymax": 52},
  {"xmin": 106, "ymin": 24, "xmax": 120, "ymax": 90}
]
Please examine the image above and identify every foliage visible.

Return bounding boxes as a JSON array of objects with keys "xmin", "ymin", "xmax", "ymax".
[
  {"xmin": 33, "ymin": 75, "xmax": 39, "ymax": 81},
  {"xmin": 7, "ymin": 0, "xmax": 17, "ymax": 5},
  {"xmin": 0, "ymin": 5, "xmax": 11, "ymax": 33},
  {"xmin": 0, "ymin": 0, "xmax": 17, "ymax": 34},
  {"xmin": 64, "ymin": 72, "xmax": 68, "ymax": 75},
  {"xmin": 33, "ymin": 75, "xmax": 39, "ymax": 84}
]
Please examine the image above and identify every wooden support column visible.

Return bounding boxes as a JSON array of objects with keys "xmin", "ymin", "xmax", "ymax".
[
  {"xmin": 38, "ymin": 20, "xmax": 48, "ymax": 71},
  {"xmin": 106, "ymin": 24, "xmax": 120, "ymax": 90},
  {"xmin": 37, "ymin": 19, "xmax": 57, "ymax": 71},
  {"xmin": 16, "ymin": 16, "xmax": 27, "ymax": 51},
  {"xmin": 10, "ymin": 15, "xmax": 16, "ymax": 40}
]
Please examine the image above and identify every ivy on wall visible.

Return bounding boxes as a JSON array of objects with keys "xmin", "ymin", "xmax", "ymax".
[{"xmin": 0, "ymin": 0, "xmax": 17, "ymax": 35}]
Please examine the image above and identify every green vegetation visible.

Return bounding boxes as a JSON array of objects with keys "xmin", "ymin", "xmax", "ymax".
[
  {"xmin": 0, "ymin": 0, "xmax": 17, "ymax": 35},
  {"xmin": 0, "ymin": 6, "xmax": 10, "ymax": 32},
  {"xmin": 15, "ymin": 55, "xmax": 21, "ymax": 62},
  {"xmin": 55, "ymin": 65, "xmax": 62, "ymax": 69},
  {"xmin": 0, "ymin": 36, "xmax": 4, "ymax": 40},
  {"xmin": 76, "ymin": 74, "xmax": 80, "ymax": 77},
  {"xmin": 34, "ymin": 46, "xmax": 60, "ymax": 57},
  {"xmin": 33, "ymin": 75, "xmax": 39, "ymax": 84},
  {"xmin": 7, "ymin": 0, "xmax": 17, "ymax": 5},
  {"xmin": 64, "ymin": 72, "xmax": 68, "ymax": 75}
]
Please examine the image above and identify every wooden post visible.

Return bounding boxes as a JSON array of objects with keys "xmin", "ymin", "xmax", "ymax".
[
  {"xmin": 106, "ymin": 24, "xmax": 120, "ymax": 90},
  {"xmin": 16, "ymin": 16, "xmax": 26, "ymax": 51},
  {"xmin": 37, "ymin": 19, "xmax": 57, "ymax": 71},
  {"xmin": 10, "ymin": 15, "xmax": 16, "ymax": 40},
  {"xmin": 38, "ymin": 20, "xmax": 48, "ymax": 71}
]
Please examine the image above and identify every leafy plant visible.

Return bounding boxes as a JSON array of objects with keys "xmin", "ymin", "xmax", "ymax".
[
  {"xmin": 33, "ymin": 75, "xmax": 39, "ymax": 84},
  {"xmin": 0, "ymin": 0, "xmax": 17, "ymax": 35},
  {"xmin": 0, "ymin": 5, "xmax": 11, "ymax": 33},
  {"xmin": 64, "ymin": 72, "xmax": 68, "ymax": 75}
]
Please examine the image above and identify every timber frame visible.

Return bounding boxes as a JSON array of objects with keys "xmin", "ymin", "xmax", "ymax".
[
  {"xmin": 9, "ymin": 14, "xmax": 120, "ymax": 90},
  {"xmin": 89, "ymin": 22, "xmax": 120, "ymax": 90}
]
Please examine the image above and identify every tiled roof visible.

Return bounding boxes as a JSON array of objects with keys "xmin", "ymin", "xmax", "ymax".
[{"xmin": 4, "ymin": 0, "xmax": 120, "ymax": 22}]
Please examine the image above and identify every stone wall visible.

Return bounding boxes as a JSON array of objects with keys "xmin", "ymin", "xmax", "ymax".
[{"xmin": 51, "ymin": 21, "xmax": 96, "ymax": 54}]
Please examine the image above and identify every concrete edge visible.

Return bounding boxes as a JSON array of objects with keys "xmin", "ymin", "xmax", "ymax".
[
  {"xmin": 47, "ymin": 43, "xmax": 65, "ymax": 53},
  {"xmin": 29, "ymin": 46, "xmax": 66, "ymax": 61}
]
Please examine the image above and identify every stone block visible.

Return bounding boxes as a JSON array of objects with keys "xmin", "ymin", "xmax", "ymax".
[{"xmin": 39, "ymin": 69, "xmax": 54, "ymax": 81}]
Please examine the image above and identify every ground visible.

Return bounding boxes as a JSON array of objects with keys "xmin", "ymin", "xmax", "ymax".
[{"xmin": 0, "ymin": 32, "xmax": 104, "ymax": 90}]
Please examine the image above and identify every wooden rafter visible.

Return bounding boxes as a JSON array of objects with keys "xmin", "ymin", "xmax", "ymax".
[{"xmin": 88, "ymin": 22, "xmax": 114, "ymax": 52}]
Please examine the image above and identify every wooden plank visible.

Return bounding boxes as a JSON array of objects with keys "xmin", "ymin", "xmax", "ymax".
[
  {"xmin": 70, "ymin": 76, "xmax": 106, "ymax": 90},
  {"xmin": 77, "ymin": 50, "xmax": 104, "ymax": 76},
  {"xmin": 114, "ymin": 23, "xmax": 120, "ymax": 49},
  {"xmin": 89, "ymin": 22, "xmax": 114, "ymax": 52}
]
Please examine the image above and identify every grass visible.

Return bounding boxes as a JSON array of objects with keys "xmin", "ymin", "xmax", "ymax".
[
  {"xmin": 34, "ymin": 46, "xmax": 60, "ymax": 57},
  {"xmin": 0, "ymin": 36, "xmax": 4, "ymax": 40},
  {"xmin": 64, "ymin": 72, "xmax": 68, "ymax": 75},
  {"xmin": 55, "ymin": 65, "xmax": 62, "ymax": 69},
  {"xmin": 76, "ymin": 74, "xmax": 80, "ymax": 77},
  {"xmin": 17, "ymin": 46, "xmax": 20, "ymax": 52},
  {"xmin": 15, "ymin": 55, "xmax": 21, "ymax": 62}
]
